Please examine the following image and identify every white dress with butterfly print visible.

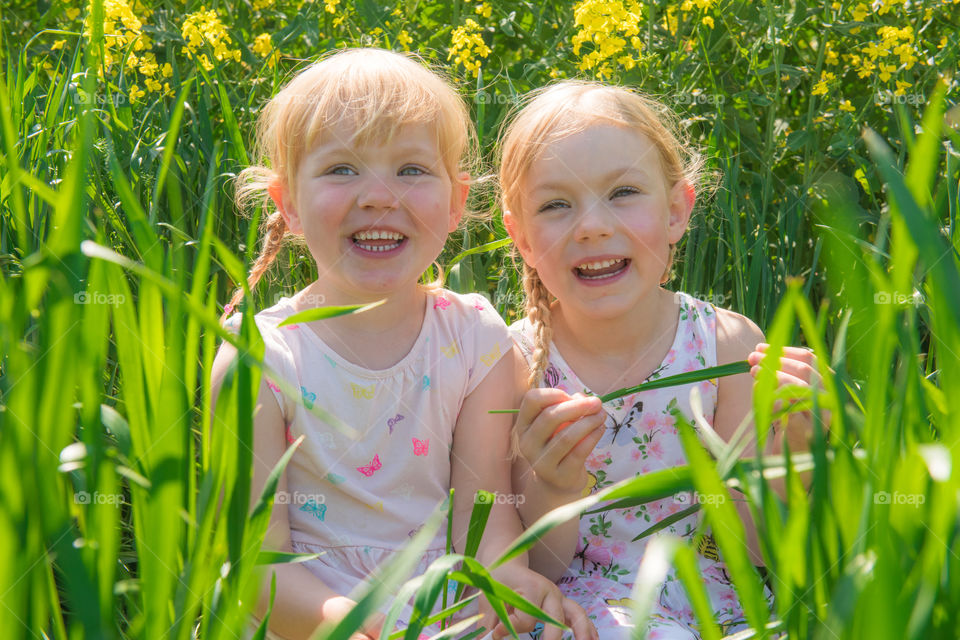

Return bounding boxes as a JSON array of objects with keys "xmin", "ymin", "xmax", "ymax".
[
  {"xmin": 512, "ymin": 292, "xmax": 766, "ymax": 639},
  {"xmin": 225, "ymin": 289, "xmax": 513, "ymax": 620}
]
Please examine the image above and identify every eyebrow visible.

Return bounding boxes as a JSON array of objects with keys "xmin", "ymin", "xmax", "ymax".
[{"xmin": 529, "ymin": 165, "xmax": 655, "ymax": 193}]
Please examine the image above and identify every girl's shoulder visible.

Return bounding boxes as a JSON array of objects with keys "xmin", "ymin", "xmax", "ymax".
[
  {"xmin": 428, "ymin": 288, "xmax": 509, "ymax": 330},
  {"xmin": 714, "ymin": 306, "xmax": 764, "ymax": 363}
]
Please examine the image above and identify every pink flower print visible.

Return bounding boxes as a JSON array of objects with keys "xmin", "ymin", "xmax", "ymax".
[
  {"xmin": 648, "ymin": 439, "xmax": 664, "ymax": 459},
  {"xmin": 585, "ymin": 541, "xmax": 611, "ymax": 566},
  {"xmin": 473, "ymin": 297, "xmax": 484, "ymax": 311},
  {"xmin": 684, "ymin": 338, "xmax": 698, "ymax": 354},
  {"xmin": 624, "ymin": 510, "xmax": 637, "ymax": 523},
  {"xmin": 586, "ymin": 451, "xmax": 607, "ymax": 471},
  {"xmin": 642, "ymin": 413, "xmax": 659, "ymax": 432},
  {"xmin": 433, "ymin": 296, "xmax": 450, "ymax": 310},
  {"xmin": 610, "ymin": 541, "xmax": 627, "ymax": 557},
  {"xmin": 664, "ymin": 348, "xmax": 677, "ymax": 365},
  {"xmin": 631, "ymin": 449, "xmax": 642, "ymax": 461}
]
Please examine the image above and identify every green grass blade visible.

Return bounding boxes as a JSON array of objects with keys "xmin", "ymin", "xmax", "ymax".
[{"xmin": 278, "ymin": 299, "xmax": 386, "ymax": 326}]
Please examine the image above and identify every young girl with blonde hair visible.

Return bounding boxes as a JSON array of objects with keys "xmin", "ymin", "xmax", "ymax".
[
  {"xmin": 499, "ymin": 81, "xmax": 820, "ymax": 638},
  {"xmin": 212, "ymin": 49, "xmax": 593, "ymax": 640}
]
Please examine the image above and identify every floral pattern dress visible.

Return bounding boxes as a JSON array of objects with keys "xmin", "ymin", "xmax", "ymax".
[{"xmin": 512, "ymin": 292, "xmax": 766, "ymax": 639}]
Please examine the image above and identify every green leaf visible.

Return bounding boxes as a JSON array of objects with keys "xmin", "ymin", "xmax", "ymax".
[{"xmin": 278, "ymin": 299, "xmax": 387, "ymax": 326}]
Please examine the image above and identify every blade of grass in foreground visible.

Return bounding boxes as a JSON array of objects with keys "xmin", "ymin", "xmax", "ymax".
[{"xmin": 488, "ymin": 361, "xmax": 751, "ymax": 413}]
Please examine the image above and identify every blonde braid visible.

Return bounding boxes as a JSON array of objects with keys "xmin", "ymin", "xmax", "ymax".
[
  {"xmin": 523, "ymin": 265, "xmax": 553, "ymax": 389},
  {"xmin": 221, "ymin": 212, "xmax": 288, "ymax": 323}
]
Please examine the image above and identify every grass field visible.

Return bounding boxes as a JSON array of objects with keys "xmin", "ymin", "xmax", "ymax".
[{"xmin": 1, "ymin": 0, "xmax": 959, "ymax": 638}]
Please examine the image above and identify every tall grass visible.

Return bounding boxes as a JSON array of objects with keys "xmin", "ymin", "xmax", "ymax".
[{"xmin": 2, "ymin": 0, "xmax": 959, "ymax": 638}]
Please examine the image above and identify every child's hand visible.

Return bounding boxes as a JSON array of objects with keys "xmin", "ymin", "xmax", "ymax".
[
  {"xmin": 748, "ymin": 343, "xmax": 828, "ymax": 447},
  {"xmin": 515, "ymin": 388, "xmax": 606, "ymax": 495},
  {"xmin": 486, "ymin": 565, "xmax": 597, "ymax": 640},
  {"xmin": 321, "ymin": 596, "xmax": 385, "ymax": 640}
]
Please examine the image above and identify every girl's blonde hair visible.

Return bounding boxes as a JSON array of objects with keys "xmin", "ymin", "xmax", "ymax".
[
  {"xmin": 223, "ymin": 48, "xmax": 478, "ymax": 320},
  {"xmin": 497, "ymin": 80, "xmax": 707, "ymax": 388}
]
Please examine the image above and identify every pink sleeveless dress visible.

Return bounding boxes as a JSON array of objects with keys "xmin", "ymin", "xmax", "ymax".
[{"xmin": 512, "ymin": 292, "xmax": 766, "ymax": 639}]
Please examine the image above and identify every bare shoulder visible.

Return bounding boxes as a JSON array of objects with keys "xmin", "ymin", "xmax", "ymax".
[
  {"xmin": 713, "ymin": 308, "xmax": 764, "ymax": 441},
  {"xmin": 715, "ymin": 307, "xmax": 765, "ymax": 363}
]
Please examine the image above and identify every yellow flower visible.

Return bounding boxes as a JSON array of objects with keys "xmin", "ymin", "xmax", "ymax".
[
  {"xmin": 181, "ymin": 8, "xmax": 241, "ymax": 69},
  {"xmin": 857, "ymin": 58, "xmax": 875, "ymax": 78},
  {"xmin": 448, "ymin": 19, "xmax": 490, "ymax": 77},
  {"xmin": 571, "ymin": 0, "xmax": 644, "ymax": 77},
  {"xmin": 851, "ymin": 3, "xmax": 869, "ymax": 20},
  {"xmin": 825, "ymin": 43, "xmax": 839, "ymax": 65},
  {"xmin": 66, "ymin": 7, "xmax": 81, "ymax": 20},
  {"xmin": 128, "ymin": 84, "xmax": 146, "ymax": 102},
  {"xmin": 812, "ymin": 71, "xmax": 835, "ymax": 96},
  {"xmin": 145, "ymin": 77, "xmax": 162, "ymax": 92},
  {"xmin": 701, "ymin": 15, "xmax": 714, "ymax": 28},
  {"xmin": 397, "ymin": 29, "xmax": 413, "ymax": 50},
  {"xmin": 161, "ymin": 62, "xmax": 173, "ymax": 78},
  {"xmin": 391, "ymin": 7, "xmax": 403, "ymax": 17},
  {"xmin": 839, "ymin": 99, "xmax": 855, "ymax": 112},
  {"xmin": 894, "ymin": 80, "xmax": 912, "ymax": 96},
  {"xmin": 877, "ymin": 62, "xmax": 896, "ymax": 82},
  {"xmin": 52, "ymin": 39, "xmax": 67, "ymax": 50},
  {"xmin": 252, "ymin": 0, "xmax": 275, "ymax": 9},
  {"xmin": 252, "ymin": 33, "xmax": 273, "ymax": 57},
  {"xmin": 325, "ymin": 0, "xmax": 339, "ymax": 14},
  {"xmin": 475, "ymin": 2, "xmax": 492, "ymax": 18},
  {"xmin": 662, "ymin": 5, "xmax": 678, "ymax": 35}
]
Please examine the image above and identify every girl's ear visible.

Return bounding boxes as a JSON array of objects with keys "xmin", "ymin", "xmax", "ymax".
[
  {"xmin": 268, "ymin": 179, "xmax": 302, "ymax": 234},
  {"xmin": 666, "ymin": 179, "xmax": 695, "ymax": 244},
  {"xmin": 448, "ymin": 173, "xmax": 470, "ymax": 232},
  {"xmin": 503, "ymin": 210, "xmax": 535, "ymax": 267}
]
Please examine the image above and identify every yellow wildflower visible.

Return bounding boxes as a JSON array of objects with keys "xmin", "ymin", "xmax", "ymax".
[
  {"xmin": 475, "ymin": 2, "xmax": 492, "ymax": 18},
  {"xmin": 839, "ymin": 99, "xmax": 856, "ymax": 112},
  {"xmin": 877, "ymin": 62, "xmax": 896, "ymax": 82},
  {"xmin": 702, "ymin": 15, "xmax": 714, "ymax": 28},
  {"xmin": 66, "ymin": 7, "xmax": 81, "ymax": 20},
  {"xmin": 397, "ymin": 29, "xmax": 413, "ymax": 50},
  {"xmin": 662, "ymin": 5, "xmax": 678, "ymax": 35},
  {"xmin": 145, "ymin": 77, "xmax": 162, "ymax": 92},
  {"xmin": 812, "ymin": 71, "xmax": 835, "ymax": 96},
  {"xmin": 128, "ymin": 84, "xmax": 145, "ymax": 102},
  {"xmin": 448, "ymin": 19, "xmax": 490, "ymax": 77},
  {"xmin": 325, "ymin": 0, "xmax": 339, "ymax": 14},
  {"xmin": 857, "ymin": 58, "xmax": 875, "ymax": 78},
  {"xmin": 138, "ymin": 52, "xmax": 158, "ymax": 76},
  {"xmin": 391, "ymin": 7, "xmax": 403, "ymax": 17},
  {"xmin": 894, "ymin": 80, "xmax": 912, "ymax": 96},
  {"xmin": 52, "ymin": 39, "xmax": 66, "ymax": 50},
  {"xmin": 825, "ymin": 43, "xmax": 839, "ymax": 65},
  {"xmin": 181, "ymin": 8, "xmax": 241, "ymax": 70},
  {"xmin": 571, "ymin": 0, "xmax": 644, "ymax": 77},
  {"xmin": 851, "ymin": 3, "xmax": 869, "ymax": 20},
  {"xmin": 252, "ymin": 0, "xmax": 274, "ymax": 9},
  {"xmin": 161, "ymin": 62, "xmax": 173, "ymax": 78},
  {"xmin": 252, "ymin": 33, "xmax": 273, "ymax": 57}
]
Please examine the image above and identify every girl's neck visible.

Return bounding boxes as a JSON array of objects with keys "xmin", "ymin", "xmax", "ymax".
[
  {"xmin": 550, "ymin": 287, "xmax": 680, "ymax": 396},
  {"xmin": 294, "ymin": 281, "xmax": 428, "ymax": 370}
]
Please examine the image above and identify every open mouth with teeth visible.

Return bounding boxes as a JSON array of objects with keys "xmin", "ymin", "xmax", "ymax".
[
  {"xmin": 574, "ymin": 258, "xmax": 630, "ymax": 280},
  {"xmin": 352, "ymin": 230, "xmax": 407, "ymax": 253}
]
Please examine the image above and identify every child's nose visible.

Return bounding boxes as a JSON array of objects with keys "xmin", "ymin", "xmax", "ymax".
[
  {"xmin": 357, "ymin": 174, "xmax": 400, "ymax": 210},
  {"xmin": 574, "ymin": 201, "xmax": 614, "ymax": 241}
]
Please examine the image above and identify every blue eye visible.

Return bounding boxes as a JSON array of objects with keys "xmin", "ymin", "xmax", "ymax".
[
  {"xmin": 611, "ymin": 186, "xmax": 640, "ymax": 198},
  {"xmin": 399, "ymin": 165, "xmax": 427, "ymax": 176},
  {"xmin": 537, "ymin": 199, "xmax": 569, "ymax": 213},
  {"xmin": 328, "ymin": 165, "xmax": 357, "ymax": 176}
]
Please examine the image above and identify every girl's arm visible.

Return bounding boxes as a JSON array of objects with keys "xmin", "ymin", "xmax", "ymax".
[
  {"xmin": 714, "ymin": 309, "xmax": 820, "ymax": 566},
  {"xmin": 510, "ymin": 347, "xmax": 606, "ymax": 581},
  {"xmin": 211, "ymin": 343, "xmax": 382, "ymax": 640},
  {"xmin": 450, "ymin": 347, "xmax": 595, "ymax": 640}
]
